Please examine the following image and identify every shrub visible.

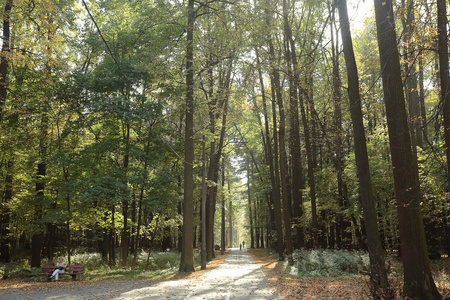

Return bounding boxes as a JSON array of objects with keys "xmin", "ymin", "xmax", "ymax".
[
  {"xmin": 293, "ymin": 249, "xmax": 370, "ymax": 277},
  {"xmin": 70, "ymin": 252, "xmax": 103, "ymax": 269}
]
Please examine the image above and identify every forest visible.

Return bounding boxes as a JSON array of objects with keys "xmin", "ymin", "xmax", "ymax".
[{"xmin": 0, "ymin": 0, "xmax": 449, "ymax": 298}]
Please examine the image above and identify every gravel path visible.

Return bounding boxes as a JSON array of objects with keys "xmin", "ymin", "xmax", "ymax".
[{"xmin": 0, "ymin": 248, "xmax": 279, "ymax": 299}]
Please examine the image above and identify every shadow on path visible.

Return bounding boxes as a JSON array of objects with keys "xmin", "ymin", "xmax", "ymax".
[{"xmin": 0, "ymin": 248, "xmax": 280, "ymax": 300}]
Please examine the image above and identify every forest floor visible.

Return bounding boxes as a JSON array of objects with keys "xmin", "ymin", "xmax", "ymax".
[
  {"xmin": 248, "ymin": 248, "xmax": 370, "ymax": 299},
  {"xmin": 0, "ymin": 248, "xmax": 278, "ymax": 299},
  {"xmin": 1, "ymin": 248, "xmax": 449, "ymax": 299},
  {"xmin": 248, "ymin": 248, "xmax": 450, "ymax": 299}
]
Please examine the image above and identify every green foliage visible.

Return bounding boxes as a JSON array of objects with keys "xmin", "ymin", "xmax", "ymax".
[
  {"xmin": 70, "ymin": 252, "xmax": 103, "ymax": 269},
  {"xmin": 144, "ymin": 251, "xmax": 182, "ymax": 270},
  {"xmin": 293, "ymin": 249, "xmax": 369, "ymax": 278}
]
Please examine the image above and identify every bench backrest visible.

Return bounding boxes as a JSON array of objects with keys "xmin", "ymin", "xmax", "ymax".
[
  {"xmin": 69, "ymin": 264, "xmax": 84, "ymax": 272},
  {"xmin": 42, "ymin": 265, "xmax": 55, "ymax": 273},
  {"xmin": 42, "ymin": 264, "xmax": 84, "ymax": 273}
]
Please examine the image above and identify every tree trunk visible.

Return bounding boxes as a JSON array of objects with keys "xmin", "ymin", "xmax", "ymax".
[
  {"xmin": 265, "ymin": 5, "xmax": 285, "ymax": 259},
  {"xmin": 0, "ymin": 160, "xmax": 12, "ymax": 263},
  {"xmin": 132, "ymin": 182, "xmax": 144, "ymax": 268},
  {"xmin": 121, "ymin": 123, "xmax": 130, "ymax": 267},
  {"xmin": 220, "ymin": 157, "xmax": 226, "ymax": 255},
  {"xmin": 247, "ymin": 157, "xmax": 254, "ymax": 250},
  {"xmin": 179, "ymin": 0, "xmax": 195, "ymax": 273},
  {"xmin": 284, "ymin": 0, "xmax": 304, "ymax": 250},
  {"xmin": 0, "ymin": 0, "xmax": 11, "ymax": 121},
  {"xmin": 274, "ymin": 0, "xmax": 293, "ymax": 260},
  {"xmin": 255, "ymin": 46, "xmax": 279, "ymax": 253},
  {"xmin": 201, "ymin": 136, "xmax": 207, "ymax": 269},
  {"xmin": 374, "ymin": 0, "xmax": 441, "ymax": 298},
  {"xmin": 109, "ymin": 205, "xmax": 116, "ymax": 266},
  {"xmin": 329, "ymin": 4, "xmax": 349, "ymax": 249},
  {"xmin": 130, "ymin": 197, "xmax": 136, "ymax": 257},
  {"xmin": 0, "ymin": 0, "xmax": 12, "ymax": 263},
  {"xmin": 438, "ymin": 0, "xmax": 450, "ymax": 189},
  {"xmin": 227, "ymin": 200, "xmax": 232, "ymax": 248},
  {"xmin": 254, "ymin": 196, "xmax": 259, "ymax": 248},
  {"xmin": 206, "ymin": 61, "xmax": 232, "ymax": 261},
  {"xmin": 402, "ymin": 0, "xmax": 421, "ymax": 156},
  {"xmin": 437, "ymin": 0, "xmax": 450, "ymax": 259},
  {"xmin": 121, "ymin": 199, "xmax": 128, "ymax": 266},
  {"xmin": 337, "ymin": 0, "xmax": 392, "ymax": 297},
  {"xmin": 300, "ymin": 74, "xmax": 318, "ymax": 247},
  {"xmin": 419, "ymin": 55, "xmax": 427, "ymax": 144},
  {"xmin": 274, "ymin": 59, "xmax": 293, "ymax": 261},
  {"xmin": 31, "ymin": 113, "xmax": 48, "ymax": 268}
]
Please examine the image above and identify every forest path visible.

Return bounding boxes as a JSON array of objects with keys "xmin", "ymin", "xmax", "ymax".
[{"xmin": 0, "ymin": 248, "xmax": 279, "ymax": 299}]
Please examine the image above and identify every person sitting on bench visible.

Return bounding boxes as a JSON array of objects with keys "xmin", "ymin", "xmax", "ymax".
[{"xmin": 50, "ymin": 257, "xmax": 67, "ymax": 281}]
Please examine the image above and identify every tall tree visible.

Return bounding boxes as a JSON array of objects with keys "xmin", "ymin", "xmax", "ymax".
[
  {"xmin": 373, "ymin": 0, "xmax": 440, "ymax": 298},
  {"xmin": 0, "ymin": 0, "xmax": 13, "ymax": 264},
  {"xmin": 265, "ymin": 0, "xmax": 286, "ymax": 259},
  {"xmin": 300, "ymin": 70, "xmax": 318, "ymax": 247},
  {"xmin": 336, "ymin": 0, "xmax": 392, "ymax": 297},
  {"xmin": 437, "ymin": 0, "xmax": 450, "ymax": 259},
  {"xmin": 401, "ymin": 0, "xmax": 421, "ymax": 153},
  {"xmin": 201, "ymin": 136, "xmax": 207, "ymax": 269},
  {"xmin": 246, "ymin": 156, "xmax": 254, "ymax": 249},
  {"xmin": 330, "ymin": 1, "xmax": 348, "ymax": 248},
  {"xmin": 220, "ymin": 156, "xmax": 226, "ymax": 255},
  {"xmin": 255, "ymin": 46, "xmax": 281, "ymax": 254},
  {"xmin": 277, "ymin": 0, "xmax": 293, "ymax": 258},
  {"xmin": 179, "ymin": 0, "xmax": 195, "ymax": 273},
  {"xmin": 283, "ymin": 0, "xmax": 304, "ymax": 249},
  {"xmin": 206, "ymin": 60, "xmax": 231, "ymax": 261},
  {"xmin": 437, "ymin": 0, "xmax": 450, "ymax": 191}
]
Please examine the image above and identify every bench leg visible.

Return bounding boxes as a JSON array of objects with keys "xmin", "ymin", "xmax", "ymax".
[
  {"xmin": 47, "ymin": 275, "xmax": 52, "ymax": 282},
  {"xmin": 71, "ymin": 275, "xmax": 76, "ymax": 281}
]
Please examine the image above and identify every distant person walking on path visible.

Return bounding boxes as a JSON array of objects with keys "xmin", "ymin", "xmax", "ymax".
[
  {"xmin": 240, "ymin": 243, "xmax": 242, "ymax": 250},
  {"xmin": 242, "ymin": 241, "xmax": 245, "ymax": 248},
  {"xmin": 50, "ymin": 256, "xmax": 67, "ymax": 281}
]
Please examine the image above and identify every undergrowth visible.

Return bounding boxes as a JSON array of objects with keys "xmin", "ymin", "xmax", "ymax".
[
  {"xmin": 292, "ymin": 248, "xmax": 370, "ymax": 277},
  {"xmin": 0, "ymin": 249, "xmax": 201, "ymax": 281}
]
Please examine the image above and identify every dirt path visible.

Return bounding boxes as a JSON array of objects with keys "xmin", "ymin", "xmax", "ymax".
[{"xmin": 0, "ymin": 248, "xmax": 279, "ymax": 299}]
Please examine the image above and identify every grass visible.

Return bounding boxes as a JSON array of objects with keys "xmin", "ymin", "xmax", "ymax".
[{"xmin": 0, "ymin": 249, "xmax": 203, "ymax": 282}]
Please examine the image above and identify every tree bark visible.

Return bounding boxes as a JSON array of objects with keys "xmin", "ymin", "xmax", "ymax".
[
  {"xmin": 419, "ymin": 55, "xmax": 427, "ymax": 144},
  {"xmin": 300, "ymin": 74, "xmax": 318, "ymax": 247},
  {"xmin": 0, "ymin": 0, "xmax": 12, "ymax": 263},
  {"xmin": 265, "ymin": 3, "xmax": 285, "ymax": 259},
  {"xmin": 402, "ymin": 0, "xmax": 421, "ymax": 155},
  {"xmin": 0, "ymin": 160, "xmax": 12, "ymax": 263},
  {"xmin": 179, "ymin": 0, "xmax": 195, "ymax": 273},
  {"xmin": 227, "ymin": 200, "xmax": 232, "ymax": 248},
  {"xmin": 121, "ymin": 122, "xmax": 130, "ymax": 267},
  {"xmin": 201, "ymin": 136, "xmax": 207, "ymax": 269},
  {"xmin": 132, "ymin": 182, "xmax": 144, "ymax": 268},
  {"xmin": 31, "ymin": 110, "xmax": 48, "ymax": 268},
  {"xmin": 206, "ymin": 61, "xmax": 231, "ymax": 261},
  {"xmin": 255, "ymin": 46, "xmax": 278, "ymax": 251},
  {"xmin": 220, "ymin": 156, "xmax": 226, "ymax": 255},
  {"xmin": 337, "ymin": 0, "xmax": 392, "ymax": 297},
  {"xmin": 282, "ymin": 0, "xmax": 304, "ymax": 251},
  {"xmin": 0, "ymin": 0, "xmax": 11, "ymax": 121},
  {"xmin": 437, "ymin": 0, "xmax": 450, "ymax": 260},
  {"xmin": 374, "ymin": 0, "xmax": 441, "ymax": 298},
  {"xmin": 109, "ymin": 205, "xmax": 116, "ymax": 266},
  {"xmin": 437, "ymin": 0, "xmax": 450, "ymax": 190},
  {"xmin": 330, "ymin": 3, "xmax": 348, "ymax": 248},
  {"xmin": 254, "ymin": 196, "xmax": 259, "ymax": 248}
]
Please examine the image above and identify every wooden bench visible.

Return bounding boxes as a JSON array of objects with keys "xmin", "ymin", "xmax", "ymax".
[{"xmin": 41, "ymin": 263, "xmax": 84, "ymax": 281}]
